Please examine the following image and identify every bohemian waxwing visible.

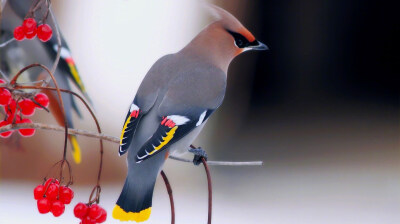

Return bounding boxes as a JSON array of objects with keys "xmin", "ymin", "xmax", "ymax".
[{"xmin": 113, "ymin": 4, "xmax": 268, "ymax": 222}]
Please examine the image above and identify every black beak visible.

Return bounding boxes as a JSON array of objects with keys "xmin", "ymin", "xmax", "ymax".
[{"xmin": 249, "ymin": 40, "xmax": 269, "ymax": 51}]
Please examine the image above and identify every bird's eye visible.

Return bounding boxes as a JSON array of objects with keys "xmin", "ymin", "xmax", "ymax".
[
  {"xmin": 236, "ymin": 39, "xmax": 244, "ymax": 47},
  {"xmin": 227, "ymin": 31, "xmax": 250, "ymax": 48}
]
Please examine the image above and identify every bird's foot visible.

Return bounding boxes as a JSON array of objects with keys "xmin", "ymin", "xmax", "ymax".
[{"xmin": 188, "ymin": 147, "xmax": 207, "ymax": 166}]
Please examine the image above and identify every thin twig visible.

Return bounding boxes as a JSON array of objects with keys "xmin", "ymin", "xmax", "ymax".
[
  {"xmin": 170, "ymin": 157, "xmax": 263, "ymax": 166},
  {"xmin": 16, "ymin": 79, "xmax": 47, "ymax": 85},
  {"xmin": 28, "ymin": 0, "xmax": 42, "ymax": 18},
  {"xmin": 0, "ymin": 37, "xmax": 14, "ymax": 48},
  {"xmin": 0, "ymin": 122, "xmax": 264, "ymax": 166},
  {"xmin": 160, "ymin": 171, "xmax": 175, "ymax": 224},
  {"xmin": 0, "ymin": 122, "xmax": 116, "ymax": 142},
  {"xmin": 201, "ymin": 157, "xmax": 212, "ymax": 224},
  {"xmin": 47, "ymin": 6, "xmax": 61, "ymax": 77}
]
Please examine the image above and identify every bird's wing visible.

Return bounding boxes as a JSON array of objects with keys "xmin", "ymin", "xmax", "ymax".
[
  {"xmin": 135, "ymin": 68, "xmax": 226, "ymax": 163},
  {"xmin": 119, "ymin": 91, "xmax": 158, "ymax": 156},
  {"xmin": 118, "ymin": 99, "xmax": 144, "ymax": 156},
  {"xmin": 134, "ymin": 110, "xmax": 213, "ymax": 163}
]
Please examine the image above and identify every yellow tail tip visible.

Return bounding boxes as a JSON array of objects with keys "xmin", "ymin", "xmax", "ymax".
[
  {"xmin": 112, "ymin": 205, "xmax": 151, "ymax": 222},
  {"xmin": 70, "ymin": 136, "xmax": 82, "ymax": 164}
]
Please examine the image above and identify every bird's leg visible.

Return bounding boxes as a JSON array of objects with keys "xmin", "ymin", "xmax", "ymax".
[{"xmin": 188, "ymin": 146, "xmax": 208, "ymax": 166}]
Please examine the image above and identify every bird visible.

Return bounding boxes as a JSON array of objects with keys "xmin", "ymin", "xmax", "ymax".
[
  {"xmin": 113, "ymin": 4, "xmax": 268, "ymax": 222},
  {"xmin": 0, "ymin": 0, "xmax": 91, "ymax": 163}
]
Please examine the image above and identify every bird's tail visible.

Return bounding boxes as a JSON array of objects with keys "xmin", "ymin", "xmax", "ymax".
[
  {"xmin": 113, "ymin": 168, "xmax": 157, "ymax": 222},
  {"xmin": 69, "ymin": 135, "xmax": 81, "ymax": 164}
]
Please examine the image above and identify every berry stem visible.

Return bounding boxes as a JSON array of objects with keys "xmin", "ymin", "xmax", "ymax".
[
  {"xmin": 88, "ymin": 185, "xmax": 101, "ymax": 205},
  {"xmin": 58, "ymin": 159, "xmax": 73, "ymax": 186},
  {"xmin": 41, "ymin": 0, "xmax": 51, "ymax": 24},
  {"xmin": 31, "ymin": 98, "xmax": 50, "ymax": 112}
]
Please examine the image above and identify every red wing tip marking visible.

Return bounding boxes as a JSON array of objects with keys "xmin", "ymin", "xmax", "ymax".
[
  {"xmin": 161, "ymin": 118, "xmax": 176, "ymax": 128},
  {"xmin": 65, "ymin": 57, "xmax": 75, "ymax": 64},
  {"xmin": 130, "ymin": 110, "xmax": 140, "ymax": 118},
  {"xmin": 161, "ymin": 115, "xmax": 189, "ymax": 127}
]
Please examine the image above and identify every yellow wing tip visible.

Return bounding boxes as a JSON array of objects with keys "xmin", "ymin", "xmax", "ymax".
[
  {"xmin": 70, "ymin": 136, "xmax": 82, "ymax": 164},
  {"xmin": 112, "ymin": 205, "xmax": 151, "ymax": 222},
  {"xmin": 120, "ymin": 116, "xmax": 132, "ymax": 145}
]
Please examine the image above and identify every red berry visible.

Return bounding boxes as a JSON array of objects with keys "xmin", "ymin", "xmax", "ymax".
[
  {"xmin": 34, "ymin": 185, "xmax": 45, "ymax": 200},
  {"xmin": 37, "ymin": 198, "xmax": 51, "ymax": 214},
  {"xmin": 17, "ymin": 118, "xmax": 35, "ymax": 137},
  {"xmin": 0, "ymin": 130, "xmax": 12, "ymax": 138},
  {"xmin": 44, "ymin": 178, "xmax": 60, "ymax": 188},
  {"xmin": 82, "ymin": 215, "xmax": 96, "ymax": 224},
  {"xmin": 60, "ymin": 186, "xmax": 74, "ymax": 204},
  {"xmin": 0, "ymin": 88, "xmax": 12, "ymax": 106},
  {"xmin": 0, "ymin": 120, "xmax": 13, "ymax": 138},
  {"xmin": 18, "ymin": 99, "xmax": 36, "ymax": 116},
  {"xmin": 88, "ymin": 204, "xmax": 103, "ymax": 220},
  {"xmin": 51, "ymin": 200, "xmax": 65, "ymax": 217},
  {"xmin": 0, "ymin": 131, "xmax": 12, "ymax": 138},
  {"xmin": 13, "ymin": 26, "xmax": 25, "ymax": 41},
  {"xmin": 6, "ymin": 114, "xmax": 20, "ymax": 125},
  {"xmin": 46, "ymin": 183, "xmax": 59, "ymax": 201},
  {"xmin": 74, "ymin": 202, "xmax": 89, "ymax": 219},
  {"xmin": 96, "ymin": 207, "xmax": 107, "ymax": 223},
  {"xmin": 37, "ymin": 24, "xmax": 53, "ymax": 42},
  {"xmin": 25, "ymin": 29, "xmax": 37, "ymax": 39},
  {"xmin": 34, "ymin": 93, "xmax": 49, "ymax": 108},
  {"xmin": 22, "ymin": 18, "xmax": 37, "ymax": 34}
]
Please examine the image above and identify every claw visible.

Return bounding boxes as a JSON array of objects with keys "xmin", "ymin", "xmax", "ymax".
[{"xmin": 189, "ymin": 147, "xmax": 208, "ymax": 166}]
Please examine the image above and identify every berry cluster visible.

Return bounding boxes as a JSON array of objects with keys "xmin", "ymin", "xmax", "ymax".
[
  {"xmin": 14, "ymin": 18, "xmax": 53, "ymax": 42},
  {"xmin": 34, "ymin": 178, "xmax": 74, "ymax": 217},
  {"xmin": 74, "ymin": 203, "xmax": 107, "ymax": 224},
  {"xmin": 0, "ymin": 79, "xmax": 49, "ymax": 138}
]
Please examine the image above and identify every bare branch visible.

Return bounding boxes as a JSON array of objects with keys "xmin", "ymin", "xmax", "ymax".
[
  {"xmin": 0, "ymin": 122, "xmax": 264, "ymax": 166},
  {"xmin": 0, "ymin": 37, "xmax": 15, "ymax": 48},
  {"xmin": 0, "ymin": 122, "xmax": 115, "ymax": 142},
  {"xmin": 169, "ymin": 156, "xmax": 264, "ymax": 166},
  {"xmin": 47, "ymin": 6, "xmax": 61, "ymax": 76},
  {"xmin": 160, "ymin": 171, "xmax": 175, "ymax": 224}
]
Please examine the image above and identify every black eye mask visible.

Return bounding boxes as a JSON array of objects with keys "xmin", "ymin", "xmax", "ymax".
[{"xmin": 227, "ymin": 30, "xmax": 259, "ymax": 49}]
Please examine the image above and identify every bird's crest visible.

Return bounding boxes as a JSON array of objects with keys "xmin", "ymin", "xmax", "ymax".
[{"xmin": 202, "ymin": 3, "xmax": 255, "ymax": 42}]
